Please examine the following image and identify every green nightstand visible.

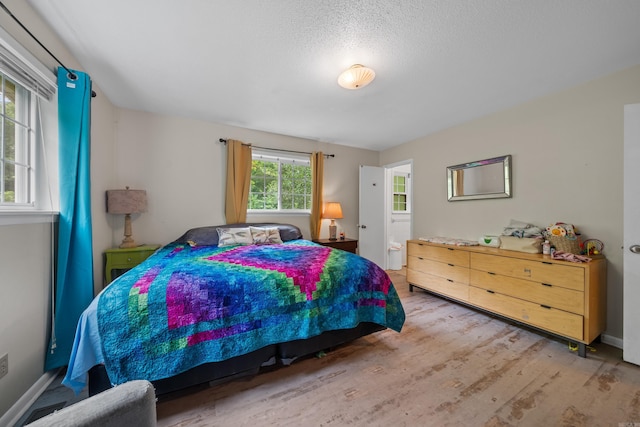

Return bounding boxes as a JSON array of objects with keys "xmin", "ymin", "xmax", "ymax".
[{"xmin": 104, "ymin": 244, "xmax": 161, "ymax": 285}]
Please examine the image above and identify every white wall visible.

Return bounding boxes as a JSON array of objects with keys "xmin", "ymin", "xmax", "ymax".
[
  {"xmin": 0, "ymin": 223, "xmax": 52, "ymax": 419},
  {"xmin": 110, "ymin": 109, "xmax": 379, "ymax": 247},
  {"xmin": 380, "ymin": 64, "xmax": 640, "ymax": 341}
]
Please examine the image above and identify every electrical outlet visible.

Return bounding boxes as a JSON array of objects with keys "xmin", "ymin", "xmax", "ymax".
[{"xmin": 0, "ymin": 353, "xmax": 8, "ymax": 380}]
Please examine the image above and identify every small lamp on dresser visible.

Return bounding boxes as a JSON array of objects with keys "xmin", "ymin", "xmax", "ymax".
[
  {"xmin": 106, "ymin": 187, "xmax": 147, "ymax": 248},
  {"xmin": 322, "ymin": 202, "xmax": 343, "ymax": 241}
]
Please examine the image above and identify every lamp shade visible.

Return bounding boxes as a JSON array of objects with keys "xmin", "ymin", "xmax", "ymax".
[
  {"xmin": 106, "ymin": 188, "xmax": 147, "ymax": 214},
  {"xmin": 337, "ymin": 64, "xmax": 375, "ymax": 90},
  {"xmin": 322, "ymin": 202, "xmax": 343, "ymax": 219}
]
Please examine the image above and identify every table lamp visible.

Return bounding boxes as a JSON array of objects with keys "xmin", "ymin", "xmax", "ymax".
[
  {"xmin": 106, "ymin": 187, "xmax": 147, "ymax": 248},
  {"xmin": 322, "ymin": 202, "xmax": 343, "ymax": 241}
]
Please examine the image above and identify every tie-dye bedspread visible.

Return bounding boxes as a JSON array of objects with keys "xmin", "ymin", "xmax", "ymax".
[{"xmin": 97, "ymin": 239, "xmax": 405, "ymax": 384}]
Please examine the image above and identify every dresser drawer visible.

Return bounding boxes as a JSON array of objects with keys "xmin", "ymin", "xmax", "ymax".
[
  {"xmin": 470, "ymin": 252, "xmax": 584, "ymax": 291},
  {"xmin": 408, "ymin": 269, "xmax": 469, "ymax": 302},
  {"xmin": 107, "ymin": 249, "xmax": 155, "ymax": 267},
  {"xmin": 469, "ymin": 269, "xmax": 584, "ymax": 314},
  {"xmin": 407, "ymin": 242, "xmax": 470, "ymax": 267},
  {"xmin": 408, "ymin": 256, "xmax": 469, "ymax": 283},
  {"xmin": 104, "ymin": 244, "xmax": 161, "ymax": 285},
  {"xmin": 469, "ymin": 286, "xmax": 583, "ymax": 340}
]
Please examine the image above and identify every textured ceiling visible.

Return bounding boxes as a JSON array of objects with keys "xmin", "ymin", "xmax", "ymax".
[{"xmin": 27, "ymin": 0, "xmax": 640, "ymax": 151}]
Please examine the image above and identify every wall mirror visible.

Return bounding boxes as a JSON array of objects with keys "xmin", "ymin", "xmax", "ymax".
[{"xmin": 447, "ymin": 155, "xmax": 512, "ymax": 201}]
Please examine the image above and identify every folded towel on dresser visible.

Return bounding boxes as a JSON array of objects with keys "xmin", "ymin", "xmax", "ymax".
[{"xmin": 419, "ymin": 237, "xmax": 479, "ymax": 246}]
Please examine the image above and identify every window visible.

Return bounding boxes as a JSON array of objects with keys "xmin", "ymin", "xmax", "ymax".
[
  {"xmin": 249, "ymin": 150, "xmax": 312, "ymax": 212},
  {"xmin": 393, "ymin": 173, "xmax": 409, "ymax": 212},
  {"xmin": 0, "ymin": 28, "xmax": 56, "ymax": 219},
  {"xmin": 0, "ymin": 71, "xmax": 34, "ymax": 206}
]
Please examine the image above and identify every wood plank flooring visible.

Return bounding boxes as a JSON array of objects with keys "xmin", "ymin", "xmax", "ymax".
[{"xmin": 156, "ymin": 270, "xmax": 640, "ymax": 426}]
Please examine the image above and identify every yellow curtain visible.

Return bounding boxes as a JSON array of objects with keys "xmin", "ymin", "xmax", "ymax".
[
  {"xmin": 310, "ymin": 152, "xmax": 324, "ymax": 240},
  {"xmin": 225, "ymin": 139, "xmax": 252, "ymax": 224}
]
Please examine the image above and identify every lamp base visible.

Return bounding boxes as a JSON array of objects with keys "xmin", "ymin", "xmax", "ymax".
[
  {"xmin": 119, "ymin": 213, "xmax": 138, "ymax": 248},
  {"xmin": 329, "ymin": 221, "xmax": 337, "ymax": 241},
  {"xmin": 119, "ymin": 238, "xmax": 137, "ymax": 249}
]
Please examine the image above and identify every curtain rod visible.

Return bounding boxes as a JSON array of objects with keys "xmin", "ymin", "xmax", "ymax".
[
  {"xmin": 0, "ymin": 1, "xmax": 97, "ymax": 98},
  {"xmin": 218, "ymin": 138, "xmax": 335, "ymax": 158}
]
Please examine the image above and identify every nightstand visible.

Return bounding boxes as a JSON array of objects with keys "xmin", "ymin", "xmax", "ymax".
[
  {"xmin": 104, "ymin": 244, "xmax": 161, "ymax": 285},
  {"xmin": 312, "ymin": 238, "xmax": 358, "ymax": 254}
]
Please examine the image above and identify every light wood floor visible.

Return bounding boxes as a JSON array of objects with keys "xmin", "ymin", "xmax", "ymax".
[{"xmin": 156, "ymin": 270, "xmax": 640, "ymax": 427}]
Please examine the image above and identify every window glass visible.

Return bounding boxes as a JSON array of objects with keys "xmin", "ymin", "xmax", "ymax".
[
  {"xmin": 393, "ymin": 175, "xmax": 405, "ymax": 193},
  {"xmin": 393, "ymin": 194, "xmax": 407, "ymax": 211},
  {"xmin": 0, "ymin": 72, "xmax": 34, "ymax": 206},
  {"xmin": 249, "ymin": 152, "xmax": 312, "ymax": 212},
  {"xmin": 392, "ymin": 173, "xmax": 409, "ymax": 212}
]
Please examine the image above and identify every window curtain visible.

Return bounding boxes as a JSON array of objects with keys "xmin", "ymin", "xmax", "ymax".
[
  {"xmin": 45, "ymin": 68, "xmax": 94, "ymax": 370},
  {"xmin": 310, "ymin": 152, "xmax": 324, "ymax": 240},
  {"xmin": 225, "ymin": 139, "xmax": 252, "ymax": 224}
]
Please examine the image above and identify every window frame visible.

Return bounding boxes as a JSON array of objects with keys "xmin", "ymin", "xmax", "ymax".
[{"xmin": 248, "ymin": 149, "xmax": 312, "ymax": 214}]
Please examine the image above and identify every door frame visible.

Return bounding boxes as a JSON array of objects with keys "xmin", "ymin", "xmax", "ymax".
[{"xmin": 384, "ymin": 159, "xmax": 414, "ymax": 269}]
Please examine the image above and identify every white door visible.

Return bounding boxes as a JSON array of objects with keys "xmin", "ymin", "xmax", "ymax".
[
  {"xmin": 359, "ymin": 165, "xmax": 386, "ymax": 267},
  {"xmin": 624, "ymin": 103, "xmax": 640, "ymax": 365}
]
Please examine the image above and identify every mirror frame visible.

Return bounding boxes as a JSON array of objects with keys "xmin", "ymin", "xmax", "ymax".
[{"xmin": 447, "ymin": 155, "xmax": 512, "ymax": 201}]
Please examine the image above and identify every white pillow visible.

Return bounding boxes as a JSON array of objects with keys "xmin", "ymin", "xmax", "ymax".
[
  {"xmin": 216, "ymin": 227, "xmax": 254, "ymax": 247},
  {"xmin": 250, "ymin": 226, "xmax": 283, "ymax": 244}
]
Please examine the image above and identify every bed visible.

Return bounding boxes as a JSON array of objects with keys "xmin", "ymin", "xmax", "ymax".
[{"xmin": 62, "ymin": 223, "xmax": 405, "ymax": 396}]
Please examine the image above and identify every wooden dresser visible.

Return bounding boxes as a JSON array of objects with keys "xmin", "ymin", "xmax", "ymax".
[{"xmin": 406, "ymin": 240, "xmax": 607, "ymax": 357}]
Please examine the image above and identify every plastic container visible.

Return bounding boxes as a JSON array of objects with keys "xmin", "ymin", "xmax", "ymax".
[
  {"xmin": 542, "ymin": 240, "xmax": 551, "ymax": 255},
  {"xmin": 388, "ymin": 241, "xmax": 403, "ymax": 270}
]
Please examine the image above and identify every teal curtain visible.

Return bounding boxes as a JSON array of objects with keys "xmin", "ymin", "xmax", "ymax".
[{"xmin": 45, "ymin": 68, "xmax": 94, "ymax": 370}]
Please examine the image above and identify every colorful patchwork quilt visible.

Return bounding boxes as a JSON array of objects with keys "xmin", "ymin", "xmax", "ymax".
[{"xmin": 97, "ymin": 239, "xmax": 405, "ymax": 384}]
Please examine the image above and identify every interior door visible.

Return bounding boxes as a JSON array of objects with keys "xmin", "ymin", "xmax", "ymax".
[
  {"xmin": 624, "ymin": 103, "xmax": 640, "ymax": 365},
  {"xmin": 358, "ymin": 165, "xmax": 386, "ymax": 267}
]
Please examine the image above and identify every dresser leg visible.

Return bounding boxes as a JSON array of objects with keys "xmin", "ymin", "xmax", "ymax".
[
  {"xmin": 409, "ymin": 284, "xmax": 414, "ymax": 292},
  {"xmin": 578, "ymin": 343, "xmax": 586, "ymax": 358}
]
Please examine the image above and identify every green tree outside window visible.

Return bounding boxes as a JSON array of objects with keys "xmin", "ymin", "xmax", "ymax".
[
  {"xmin": 1, "ymin": 71, "xmax": 33, "ymax": 205},
  {"xmin": 249, "ymin": 154, "xmax": 312, "ymax": 212},
  {"xmin": 393, "ymin": 175, "xmax": 407, "ymax": 211}
]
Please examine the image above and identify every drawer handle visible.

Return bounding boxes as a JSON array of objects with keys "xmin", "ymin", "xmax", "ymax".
[
  {"xmin": 447, "ymin": 279, "xmax": 454, "ymax": 283},
  {"xmin": 540, "ymin": 304, "xmax": 552, "ymax": 309},
  {"xmin": 542, "ymin": 261, "xmax": 553, "ymax": 265},
  {"xmin": 447, "ymin": 248, "xmax": 454, "ymax": 251},
  {"xmin": 448, "ymin": 263, "xmax": 454, "ymax": 267},
  {"xmin": 418, "ymin": 257, "xmax": 424, "ymax": 260},
  {"xmin": 488, "ymin": 272, "xmax": 496, "ymax": 275},
  {"xmin": 127, "ymin": 257, "xmax": 132, "ymax": 262},
  {"xmin": 486, "ymin": 290, "xmax": 495, "ymax": 294},
  {"xmin": 541, "ymin": 283, "xmax": 552, "ymax": 287}
]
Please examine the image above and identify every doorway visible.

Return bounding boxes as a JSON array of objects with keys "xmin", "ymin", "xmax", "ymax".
[
  {"xmin": 386, "ymin": 160, "xmax": 413, "ymax": 270},
  {"xmin": 358, "ymin": 160, "xmax": 413, "ymax": 270}
]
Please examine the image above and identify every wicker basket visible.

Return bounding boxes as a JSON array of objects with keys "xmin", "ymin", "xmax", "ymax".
[{"xmin": 548, "ymin": 235, "xmax": 582, "ymax": 254}]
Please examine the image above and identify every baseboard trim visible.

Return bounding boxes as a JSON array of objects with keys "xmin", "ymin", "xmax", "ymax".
[
  {"xmin": 0, "ymin": 368, "xmax": 60, "ymax": 427},
  {"xmin": 601, "ymin": 333, "xmax": 622, "ymax": 349}
]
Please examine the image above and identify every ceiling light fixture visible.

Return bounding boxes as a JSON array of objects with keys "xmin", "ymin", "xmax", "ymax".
[{"xmin": 337, "ymin": 64, "xmax": 375, "ymax": 90}]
